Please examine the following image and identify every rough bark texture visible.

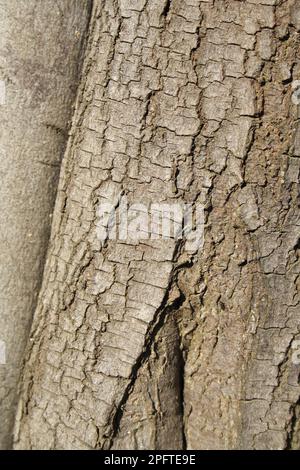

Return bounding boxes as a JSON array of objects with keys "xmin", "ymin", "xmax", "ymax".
[
  {"xmin": 14, "ymin": 0, "xmax": 300, "ymax": 450},
  {"xmin": 0, "ymin": 0, "xmax": 91, "ymax": 449}
]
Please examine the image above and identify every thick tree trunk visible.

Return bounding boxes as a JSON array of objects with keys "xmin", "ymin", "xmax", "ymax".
[
  {"xmin": 0, "ymin": 0, "xmax": 91, "ymax": 449},
  {"xmin": 14, "ymin": 0, "xmax": 300, "ymax": 449}
]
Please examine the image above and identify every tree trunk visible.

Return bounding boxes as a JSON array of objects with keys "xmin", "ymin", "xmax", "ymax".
[
  {"xmin": 13, "ymin": 0, "xmax": 300, "ymax": 450},
  {"xmin": 0, "ymin": 0, "xmax": 91, "ymax": 449}
]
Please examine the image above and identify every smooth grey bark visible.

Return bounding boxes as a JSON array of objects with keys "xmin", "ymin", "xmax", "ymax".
[
  {"xmin": 0, "ymin": 0, "xmax": 91, "ymax": 449},
  {"xmin": 11, "ymin": 0, "xmax": 300, "ymax": 450}
]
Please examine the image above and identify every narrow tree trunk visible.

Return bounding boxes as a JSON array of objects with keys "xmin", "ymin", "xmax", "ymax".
[
  {"xmin": 14, "ymin": 0, "xmax": 300, "ymax": 450},
  {"xmin": 0, "ymin": 0, "xmax": 91, "ymax": 449}
]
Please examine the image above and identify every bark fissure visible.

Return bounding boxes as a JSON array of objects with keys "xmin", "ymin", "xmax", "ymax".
[{"xmin": 107, "ymin": 283, "xmax": 186, "ymax": 449}]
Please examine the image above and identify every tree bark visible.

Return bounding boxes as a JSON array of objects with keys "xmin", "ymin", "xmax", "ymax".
[
  {"xmin": 14, "ymin": 0, "xmax": 300, "ymax": 450},
  {"xmin": 0, "ymin": 0, "xmax": 91, "ymax": 449}
]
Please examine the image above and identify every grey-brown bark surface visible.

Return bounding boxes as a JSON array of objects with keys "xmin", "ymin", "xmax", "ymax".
[
  {"xmin": 0, "ymin": 0, "xmax": 91, "ymax": 449},
  {"xmin": 13, "ymin": 0, "xmax": 300, "ymax": 449}
]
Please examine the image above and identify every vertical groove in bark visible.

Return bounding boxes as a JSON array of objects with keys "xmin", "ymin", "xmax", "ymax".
[
  {"xmin": 0, "ymin": 0, "xmax": 92, "ymax": 449},
  {"xmin": 110, "ymin": 295, "xmax": 186, "ymax": 450},
  {"xmin": 285, "ymin": 398, "xmax": 300, "ymax": 449}
]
